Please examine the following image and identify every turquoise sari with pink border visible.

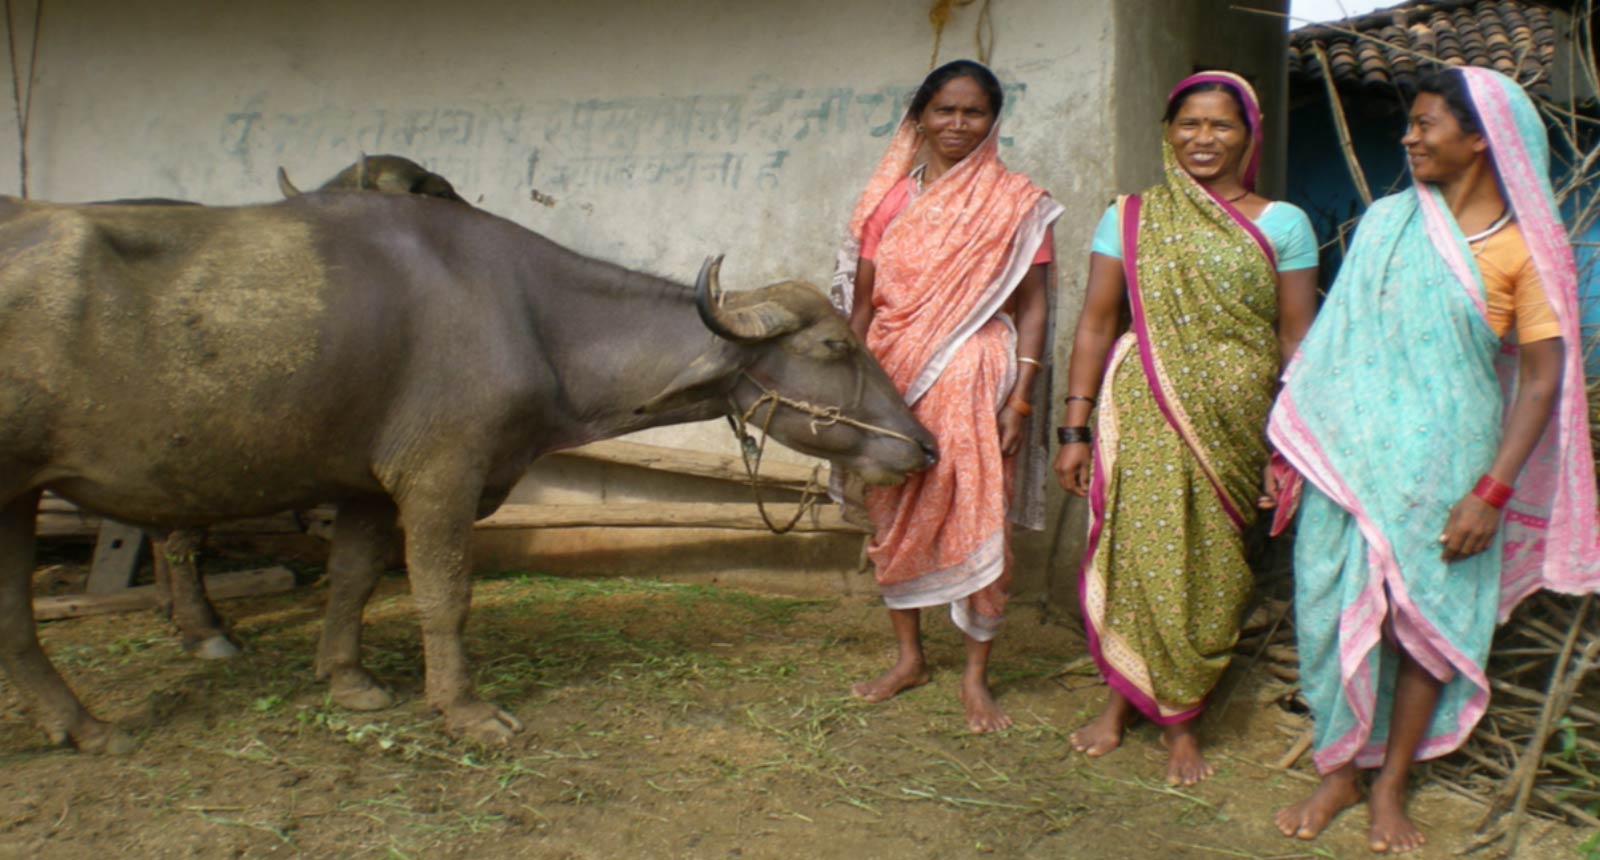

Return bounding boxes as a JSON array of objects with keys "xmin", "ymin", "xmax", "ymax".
[{"xmin": 1268, "ymin": 68, "xmax": 1600, "ymax": 773}]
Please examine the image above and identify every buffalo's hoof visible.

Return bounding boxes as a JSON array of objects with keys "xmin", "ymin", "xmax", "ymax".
[
  {"xmin": 330, "ymin": 674, "xmax": 395, "ymax": 712},
  {"xmin": 443, "ymin": 701, "xmax": 524, "ymax": 746},
  {"xmin": 74, "ymin": 719, "xmax": 138, "ymax": 755},
  {"xmin": 189, "ymin": 635, "xmax": 242, "ymax": 661}
]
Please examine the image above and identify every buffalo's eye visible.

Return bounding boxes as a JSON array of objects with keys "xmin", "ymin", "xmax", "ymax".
[{"xmin": 822, "ymin": 338, "xmax": 851, "ymax": 357}]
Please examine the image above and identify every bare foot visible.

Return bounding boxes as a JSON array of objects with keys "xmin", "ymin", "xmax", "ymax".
[
  {"xmin": 1368, "ymin": 775, "xmax": 1426, "ymax": 854},
  {"xmin": 958, "ymin": 676, "xmax": 1012, "ymax": 733},
  {"xmin": 1275, "ymin": 766, "xmax": 1362, "ymax": 840},
  {"xmin": 1070, "ymin": 692, "xmax": 1132, "ymax": 757},
  {"xmin": 1161, "ymin": 722, "xmax": 1214, "ymax": 786},
  {"xmin": 851, "ymin": 660, "xmax": 929, "ymax": 703}
]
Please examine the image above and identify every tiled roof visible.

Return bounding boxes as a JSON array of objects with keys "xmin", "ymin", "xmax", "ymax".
[{"xmin": 1288, "ymin": 0, "xmax": 1560, "ymax": 97}]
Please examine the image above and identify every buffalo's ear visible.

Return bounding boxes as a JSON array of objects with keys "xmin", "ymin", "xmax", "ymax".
[{"xmin": 635, "ymin": 343, "xmax": 741, "ymax": 415}]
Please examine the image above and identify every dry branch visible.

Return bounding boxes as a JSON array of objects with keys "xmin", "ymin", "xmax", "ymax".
[
  {"xmin": 1312, "ymin": 42, "xmax": 1373, "ymax": 206},
  {"xmin": 1476, "ymin": 597, "xmax": 1595, "ymax": 855}
]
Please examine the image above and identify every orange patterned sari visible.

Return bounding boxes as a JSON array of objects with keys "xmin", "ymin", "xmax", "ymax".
[{"xmin": 831, "ymin": 119, "xmax": 1061, "ymax": 639}]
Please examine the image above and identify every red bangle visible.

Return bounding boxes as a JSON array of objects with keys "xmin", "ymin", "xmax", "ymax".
[{"xmin": 1472, "ymin": 475, "xmax": 1513, "ymax": 509}]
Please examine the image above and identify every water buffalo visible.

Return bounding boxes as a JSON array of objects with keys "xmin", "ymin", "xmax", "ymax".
[
  {"xmin": 74, "ymin": 198, "xmax": 240, "ymax": 660},
  {"xmin": 95, "ymin": 157, "xmax": 471, "ymax": 662},
  {"xmin": 277, "ymin": 153, "xmax": 465, "ymax": 202},
  {"xmin": 0, "ymin": 191, "xmax": 935, "ymax": 753}
]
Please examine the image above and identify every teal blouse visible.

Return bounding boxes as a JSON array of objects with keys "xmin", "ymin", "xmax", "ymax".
[{"xmin": 1091, "ymin": 201, "xmax": 1319, "ymax": 272}]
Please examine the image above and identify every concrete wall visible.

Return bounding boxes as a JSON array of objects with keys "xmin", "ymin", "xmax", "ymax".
[
  {"xmin": 1110, "ymin": 0, "xmax": 1290, "ymax": 198},
  {"xmin": 0, "ymin": 0, "xmax": 1287, "ymax": 597}
]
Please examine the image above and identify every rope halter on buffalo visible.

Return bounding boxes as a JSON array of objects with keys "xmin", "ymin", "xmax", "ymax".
[
  {"xmin": 725, "ymin": 370, "xmax": 920, "ymax": 535},
  {"xmin": 691, "ymin": 254, "xmax": 920, "ymax": 535}
]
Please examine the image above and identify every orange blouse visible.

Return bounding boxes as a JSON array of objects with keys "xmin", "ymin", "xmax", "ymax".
[{"xmin": 1472, "ymin": 221, "xmax": 1560, "ymax": 342}]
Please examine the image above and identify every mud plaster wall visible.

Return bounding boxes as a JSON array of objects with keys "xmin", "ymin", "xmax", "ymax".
[{"xmin": 0, "ymin": 0, "xmax": 1285, "ymax": 595}]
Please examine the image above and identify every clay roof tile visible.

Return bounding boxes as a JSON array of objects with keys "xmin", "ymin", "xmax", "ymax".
[{"xmin": 1289, "ymin": 0, "xmax": 1557, "ymax": 98}]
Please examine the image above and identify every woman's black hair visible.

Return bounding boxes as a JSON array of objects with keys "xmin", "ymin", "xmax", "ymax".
[
  {"xmin": 1162, "ymin": 79, "xmax": 1251, "ymax": 131},
  {"xmin": 1413, "ymin": 67, "xmax": 1482, "ymax": 135},
  {"xmin": 908, "ymin": 59, "xmax": 1004, "ymax": 118}
]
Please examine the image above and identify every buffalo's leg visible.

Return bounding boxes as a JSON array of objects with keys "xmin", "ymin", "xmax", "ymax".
[
  {"xmin": 315, "ymin": 498, "xmax": 398, "ymax": 711},
  {"xmin": 0, "ymin": 491, "xmax": 135, "ymax": 754},
  {"xmin": 153, "ymin": 528, "xmax": 240, "ymax": 660},
  {"xmin": 397, "ymin": 485, "xmax": 522, "ymax": 744}
]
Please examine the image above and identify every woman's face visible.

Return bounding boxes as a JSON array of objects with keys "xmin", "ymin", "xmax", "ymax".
[
  {"xmin": 1165, "ymin": 90, "xmax": 1250, "ymax": 184},
  {"xmin": 1402, "ymin": 92, "xmax": 1487, "ymax": 185},
  {"xmin": 918, "ymin": 76, "xmax": 995, "ymax": 164}
]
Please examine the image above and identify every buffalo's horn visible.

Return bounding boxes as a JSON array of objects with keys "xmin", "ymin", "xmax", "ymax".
[
  {"xmin": 694, "ymin": 256, "xmax": 802, "ymax": 343},
  {"xmin": 277, "ymin": 167, "xmax": 302, "ymax": 198}
]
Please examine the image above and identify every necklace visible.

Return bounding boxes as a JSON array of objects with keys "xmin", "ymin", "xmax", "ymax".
[
  {"xmin": 1224, "ymin": 189, "xmax": 1250, "ymax": 203},
  {"xmin": 1464, "ymin": 207, "xmax": 1512, "ymax": 244}
]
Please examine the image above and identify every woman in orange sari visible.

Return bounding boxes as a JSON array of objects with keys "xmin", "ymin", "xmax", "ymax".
[{"xmin": 831, "ymin": 60, "xmax": 1061, "ymax": 732}]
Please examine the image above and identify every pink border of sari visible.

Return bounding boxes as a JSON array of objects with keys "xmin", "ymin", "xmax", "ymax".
[{"xmin": 1077, "ymin": 338, "xmax": 1204, "ymax": 725}]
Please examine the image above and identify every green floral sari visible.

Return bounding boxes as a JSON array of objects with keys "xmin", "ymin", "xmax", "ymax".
[{"xmin": 1081, "ymin": 132, "xmax": 1281, "ymax": 723}]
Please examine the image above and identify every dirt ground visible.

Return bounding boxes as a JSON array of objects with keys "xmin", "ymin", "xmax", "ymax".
[{"xmin": 1, "ymin": 542, "xmax": 1593, "ymax": 860}]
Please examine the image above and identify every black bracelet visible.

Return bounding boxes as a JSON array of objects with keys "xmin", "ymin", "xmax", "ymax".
[{"xmin": 1056, "ymin": 426, "xmax": 1092, "ymax": 445}]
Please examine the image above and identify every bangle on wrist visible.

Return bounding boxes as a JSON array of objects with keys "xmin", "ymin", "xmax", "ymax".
[
  {"xmin": 1472, "ymin": 474, "xmax": 1513, "ymax": 509},
  {"xmin": 1017, "ymin": 356, "xmax": 1044, "ymax": 370},
  {"xmin": 1065, "ymin": 394, "xmax": 1096, "ymax": 406},
  {"xmin": 1056, "ymin": 426, "xmax": 1091, "ymax": 445},
  {"xmin": 1007, "ymin": 398, "xmax": 1033, "ymax": 417}
]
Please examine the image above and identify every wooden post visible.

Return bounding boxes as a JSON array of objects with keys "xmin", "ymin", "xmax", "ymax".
[{"xmin": 86, "ymin": 521, "xmax": 148, "ymax": 594}]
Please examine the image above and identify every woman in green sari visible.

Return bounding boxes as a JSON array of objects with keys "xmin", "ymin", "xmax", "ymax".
[{"xmin": 1054, "ymin": 72, "xmax": 1318, "ymax": 786}]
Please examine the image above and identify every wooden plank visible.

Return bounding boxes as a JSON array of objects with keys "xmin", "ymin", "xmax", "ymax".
[
  {"xmin": 38, "ymin": 494, "xmax": 78, "ymax": 514},
  {"xmin": 42, "ymin": 501, "xmax": 861, "ymax": 539},
  {"xmin": 36, "ymin": 510, "xmax": 316, "ymax": 540},
  {"xmin": 475, "ymin": 502, "xmax": 864, "ymax": 533},
  {"xmin": 86, "ymin": 521, "xmax": 148, "ymax": 594},
  {"xmin": 32, "ymin": 567, "xmax": 296, "ymax": 622},
  {"xmin": 552, "ymin": 439, "xmax": 819, "ymax": 492}
]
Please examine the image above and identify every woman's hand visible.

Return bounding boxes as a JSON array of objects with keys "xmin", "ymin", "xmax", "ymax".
[
  {"xmin": 1259, "ymin": 460, "xmax": 1281, "ymax": 509},
  {"xmin": 1053, "ymin": 441, "xmax": 1091, "ymax": 496},
  {"xmin": 997, "ymin": 406, "xmax": 1026, "ymax": 456},
  {"xmin": 1439, "ymin": 493, "xmax": 1501, "ymax": 562},
  {"xmin": 1436, "ymin": 338, "xmax": 1562, "ymax": 564}
]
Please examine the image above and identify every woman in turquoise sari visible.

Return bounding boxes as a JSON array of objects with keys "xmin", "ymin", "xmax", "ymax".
[{"xmin": 1267, "ymin": 68, "xmax": 1600, "ymax": 853}]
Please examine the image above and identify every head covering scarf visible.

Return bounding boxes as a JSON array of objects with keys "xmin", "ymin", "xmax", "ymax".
[
  {"xmin": 830, "ymin": 87, "xmax": 1061, "ymax": 640},
  {"xmin": 1173, "ymin": 71, "xmax": 1265, "ymax": 191},
  {"xmin": 1267, "ymin": 67, "xmax": 1600, "ymax": 773},
  {"xmin": 1079, "ymin": 71, "xmax": 1286, "ymax": 723},
  {"xmin": 1456, "ymin": 68, "xmax": 1600, "ymax": 603}
]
